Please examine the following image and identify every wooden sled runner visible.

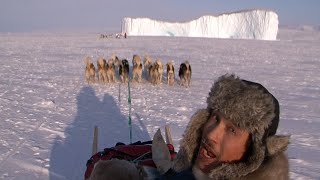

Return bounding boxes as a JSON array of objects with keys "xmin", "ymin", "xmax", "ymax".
[{"xmin": 85, "ymin": 125, "xmax": 175, "ymax": 180}]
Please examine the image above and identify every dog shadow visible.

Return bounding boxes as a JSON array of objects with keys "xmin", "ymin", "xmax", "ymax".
[{"xmin": 49, "ymin": 86, "xmax": 150, "ymax": 180}]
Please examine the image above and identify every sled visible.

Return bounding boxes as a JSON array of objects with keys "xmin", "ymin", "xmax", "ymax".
[
  {"xmin": 91, "ymin": 125, "xmax": 173, "ymax": 155},
  {"xmin": 85, "ymin": 125, "xmax": 175, "ymax": 180}
]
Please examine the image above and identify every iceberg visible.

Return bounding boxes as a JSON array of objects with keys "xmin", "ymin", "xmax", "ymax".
[{"xmin": 121, "ymin": 9, "xmax": 278, "ymax": 40}]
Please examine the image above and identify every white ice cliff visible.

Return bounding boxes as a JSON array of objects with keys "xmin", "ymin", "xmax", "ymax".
[{"xmin": 121, "ymin": 9, "xmax": 278, "ymax": 40}]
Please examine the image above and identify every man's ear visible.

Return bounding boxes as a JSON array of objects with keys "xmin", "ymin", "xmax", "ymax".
[
  {"xmin": 266, "ymin": 135, "xmax": 290, "ymax": 156},
  {"xmin": 152, "ymin": 129, "xmax": 172, "ymax": 175}
]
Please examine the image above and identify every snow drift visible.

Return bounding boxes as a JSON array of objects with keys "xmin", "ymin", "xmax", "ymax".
[{"xmin": 121, "ymin": 9, "xmax": 278, "ymax": 40}]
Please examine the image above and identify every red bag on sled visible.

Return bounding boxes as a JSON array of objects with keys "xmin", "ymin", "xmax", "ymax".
[{"xmin": 84, "ymin": 141, "xmax": 176, "ymax": 179}]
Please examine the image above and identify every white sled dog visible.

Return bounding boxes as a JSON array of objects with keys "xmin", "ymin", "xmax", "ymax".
[
  {"xmin": 85, "ymin": 56, "xmax": 96, "ymax": 84},
  {"xmin": 132, "ymin": 55, "xmax": 143, "ymax": 83},
  {"xmin": 178, "ymin": 61, "xmax": 192, "ymax": 87},
  {"xmin": 155, "ymin": 59, "xmax": 163, "ymax": 84},
  {"xmin": 143, "ymin": 55, "xmax": 153, "ymax": 80}
]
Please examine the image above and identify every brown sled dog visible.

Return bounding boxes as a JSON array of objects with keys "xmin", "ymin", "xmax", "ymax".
[
  {"xmin": 85, "ymin": 56, "xmax": 96, "ymax": 84},
  {"xmin": 105, "ymin": 59, "xmax": 116, "ymax": 83},
  {"xmin": 97, "ymin": 58, "xmax": 108, "ymax": 84}
]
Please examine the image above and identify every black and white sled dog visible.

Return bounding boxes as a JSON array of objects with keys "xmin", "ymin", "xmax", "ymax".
[
  {"xmin": 178, "ymin": 61, "xmax": 192, "ymax": 87},
  {"xmin": 119, "ymin": 59, "xmax": 129, "ymax": 83}
]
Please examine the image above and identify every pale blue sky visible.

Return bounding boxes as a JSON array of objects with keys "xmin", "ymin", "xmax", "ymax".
[{"xmin": 0, "ymin": 0, "xmax": 319, "ymax": 32}]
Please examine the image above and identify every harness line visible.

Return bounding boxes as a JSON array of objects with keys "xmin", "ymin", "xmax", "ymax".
[{"xmin": 128, "ymin": 80, "xmax": 132, "ymax": 144}]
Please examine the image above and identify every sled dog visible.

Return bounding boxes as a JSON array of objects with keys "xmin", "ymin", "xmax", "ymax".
[
  {"xmin": 143, "ymin": 55, "xmax": 153, "ymax": 80},
  {"xmin": 166, "ymin": 62, "xmax": 175, "ymax": 86},
  {"xmin": 119, "ymin": 59, "xmax": 129, "ymax": 83},
  {"xmin": 132, "ymin": 55, "xmax": 143, "ymax": 83},
  {"xmin": 85, "ymin": 56, "xmax": 96, "ymax": 84},
  {"xmin": 105, "ymin": 59, "xmax": 116, "ymax": 83},
  {"xmin": 178, "ymin": 61, "xmax": 192, "ymax": 87},
  {"xmin": 97, "ymin": 58, "xmax": 107, "ymax": 84},
  {"xmin": 155, "ymin": 59, "xmax": 163, "ymax": 84}
]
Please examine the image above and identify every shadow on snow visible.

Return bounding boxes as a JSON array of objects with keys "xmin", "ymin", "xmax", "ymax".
[{"xmin": 49, "ymin": 86, "xmax": 150, "ymax": 180}]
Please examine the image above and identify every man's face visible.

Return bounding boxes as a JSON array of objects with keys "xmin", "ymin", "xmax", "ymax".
[{"xmin": 195, "ymin": 112, "xmax": 250, "ymax": 173}]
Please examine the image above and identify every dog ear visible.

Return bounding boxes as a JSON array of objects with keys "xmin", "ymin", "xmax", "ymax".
[{"xmin": 152, "ymin": 129, "xmax": 172, "ymax": 175}]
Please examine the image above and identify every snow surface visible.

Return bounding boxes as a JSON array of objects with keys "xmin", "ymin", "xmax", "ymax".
[
  {"xmin": 0, "ymin": 27, "xmax": 319, "ymax": 180},
  {"xmin": 122, "ymin": 9, "xmax": 279, "ymax": 40}
]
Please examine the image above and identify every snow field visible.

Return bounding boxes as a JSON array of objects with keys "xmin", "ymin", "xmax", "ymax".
[{"xmin": 0, "ymin": 28, "xmax": 319, "ymax": 179}]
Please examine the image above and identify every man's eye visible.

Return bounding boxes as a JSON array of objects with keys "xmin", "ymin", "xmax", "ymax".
[
  {"xmin": 216, "ymin": 114, "xmax": 221, "ymax": 121},
  {"xmin": 212, "ymin": 115, "xmax": 219, "ymax": 123},
  {"xmin": 209, "ymin": 116, "xmax": 216, "ymax": 124},
  {"xmin": 227, "ymin": 127, "xmax": 236, "ymax": 135}
]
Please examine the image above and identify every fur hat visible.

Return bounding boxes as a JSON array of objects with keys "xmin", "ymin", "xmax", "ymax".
[{"xmin": 172, "ymin": 74, "xmax": 289, "ymax": 179}]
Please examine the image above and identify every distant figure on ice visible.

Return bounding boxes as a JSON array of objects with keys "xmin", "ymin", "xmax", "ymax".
[{"xmin": 124, "ymin": 32, "xmax": 127, "ymax": 39}]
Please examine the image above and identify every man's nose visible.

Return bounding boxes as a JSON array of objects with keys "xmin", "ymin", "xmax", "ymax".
[{"xmin": 207, "ymin": 123, "xmax": 224, "ymax": 145}]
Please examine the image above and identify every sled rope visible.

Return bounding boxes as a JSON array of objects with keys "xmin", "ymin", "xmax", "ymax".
[{"xmin": 128, "ymin": 80, "xmax": 132, "ymax": 144}]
